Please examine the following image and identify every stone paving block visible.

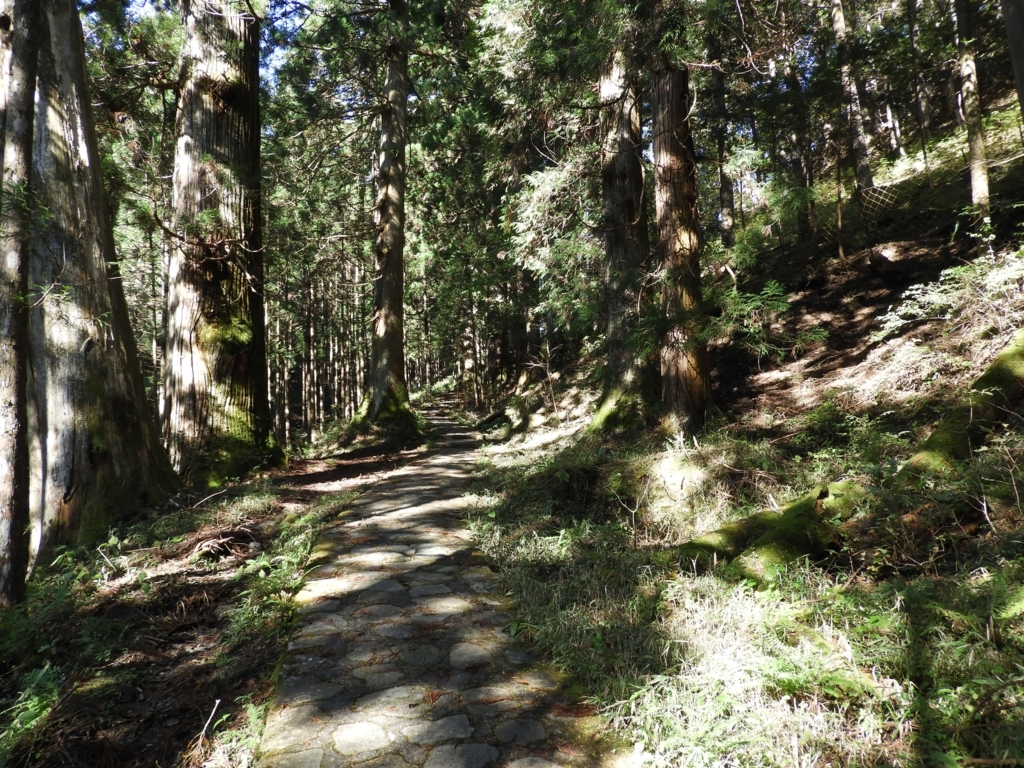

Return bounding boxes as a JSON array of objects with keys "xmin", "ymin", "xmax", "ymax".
[
  {"xmin": 401, "ymin": 714, "xmax": 474, "ymax": 745},
  {"xmin": 296, "ymin": 598, "xmax": 341, "ymax": 615},
  {"xmin": 400, "ymin": 644, "xmax": 442, "ymax": 666},
  {"xmin": 409, "ymin": 584, "xmax": 452, "ymax": 597},
  {"xmin": 332, "ymin": 721, "xmax": 390, "ymax": 756},
  {"xmin": 353, "ymin": 604, "xmax": 405, "ymax": 621},
  {"xmin": 260, "ymin": 704, "xmax": 325, "ymax": 753},
  {"xmin": 494, "ymin": 719, "xmax": 546, "ymax": 745},
  {"xmin": 352, "ymin": 665, "xmax": 406, "ymax": 689},
  {"xmin": 276, "ymin": 676, "xmax": 344, "ymax": 705},
  {"xmin": 375, "ymin": 624, "xmax": 415, "ymax": 639},
  {"xmin": 362, "ymin": 579, "xmax": 406, "ymax": 592},
  {"xmin": 417, "ymin": 597, "xmax": 473, "ymax": 616},
  {"xmin": 423, "ymin": 743, "xmax": 499, "ymax": 768},
  {"xmin": 450, "ymin": 643, "xmax": 492, "ymax": 669},
  {"xmin": 355, "ymin": 685, "xmax": 431, "ymax": 718},
  {"xmin": 257, "ymin": 747, "xmax": 324, "ymax": 768}
]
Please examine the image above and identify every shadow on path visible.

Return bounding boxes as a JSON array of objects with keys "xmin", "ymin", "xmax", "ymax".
[{"xmin": 256, "ymin": 408, "xmax": 611, "ymax": 768}]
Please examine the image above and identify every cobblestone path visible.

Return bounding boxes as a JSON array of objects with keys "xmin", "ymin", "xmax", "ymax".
[{"xmin": 256, "ymin": 410, "xmax": 610, "ymax": 768}]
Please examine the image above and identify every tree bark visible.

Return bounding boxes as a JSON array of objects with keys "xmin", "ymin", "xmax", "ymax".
[
  {"xmin": 1004, "ymin": 0, "xmax": 1024, "ymax": 119},
  {"xmin": 709, "ymin": 40, "xmax": 735, "ymax": 249},
  {"xmin": 954, "ymin": 0, "xmax": 989, "ymax": 213},
  {"xmin": 600, "ymin": 48, "xmax": 648, "ymax": 393},
  {"xmin": 831, "ymin": 0, "xmax": 874, "ymax": 191},
  {"xmin": 163, "ymin": 0, "xmax": 267, "ymax": 477},
  {"xmin": 786, "ymin": 68, "xmax": 817, "ymax": 244},
  {"xmin": 363, "ymin": 0, "xmax": 410, "ymax": 423},
  {"xmin": 22, "ymin": 0, "xmax": 177, "ymax": 560},
  {"xmin": 908, "ymin": 0, "xmax": 932, "ymax": 141},
  {"xmin": 0, "ymin": 0, "xmax": 38, "ymax": 606},
  {"xmin": 653, "ymin": 62, "xmax": 711, "ymax": 432}
]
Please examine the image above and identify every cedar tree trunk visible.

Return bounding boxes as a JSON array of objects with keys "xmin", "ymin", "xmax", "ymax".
[
  {"xmin": 653, "ymin": 62, "xmax": 711, "ymax": 431},
  {"xmin": 0, "ymin": 0, "xmax": 38, "ymax": 606},
  {"xmin": 908, "ymin": 0, "xmax": 932, "ymax": 140},
  {"xmin": 364, "ymin": 0, "xmax": 410, "ymax": 421},
  {"xmin": 954, "ymin": 0, "xmax": 989, "ymax": 213},
  {"xmin": 164, "ymin": 0, "xmax": 267, "ymax": 476},
  {"xmin": 600, "ymin": 48, "xmax": 648, "ymax": 391},
  {"xmin": 831, "ymin": 0, "xmax": 874, "ymax": 192},
  {"xmin": 709, "ymin": 40, "xmax": 735, "ymax": 248},
  {"xmin": 22, "ymin": 0, "xmax": 176, "ymax": 561},
  {"xmin": 1005, "ymin": 0, "xmax": 1024, "ymax": 118}
]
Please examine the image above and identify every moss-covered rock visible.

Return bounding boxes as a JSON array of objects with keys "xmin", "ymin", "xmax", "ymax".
[
  {"xmin": 901, "ymin": 330, "xmax": 1024, "ymax": 477},
  {"xmin": 728, "ymin": 482, "xmax": 867, "ymax": 581},
  {"xmin": 671, "ymin": 481, "xmax": 869, "ymax": 581}
]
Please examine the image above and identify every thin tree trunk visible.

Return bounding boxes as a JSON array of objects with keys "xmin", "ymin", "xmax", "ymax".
[
  {"xmin": 163, "ymin": 0, "xmax": 266, "ymax": 476},
  {"xmin": 600, "ymin": 48, "xmax": 648, "ymax": 392},
  {"xmin": 954, "ymin": 0, "xmax": 989, "ymax": 213},
  {"xmin": 908, "ymin": 0, "xmax": 933, "ymax": 175},
  {"xmin": 363, "ymin": 0, "xmax": 409, "ymax": 421},
  {"xmin": 24, "ymin": 0, "xmax": 176, "ymax": 561},
  {"xmin": 1004, "ymin": 0, "xmax": 1024, "ymax": 118},
  {"xmin": 786, "ymin": 68, "xmax": 817, "ymax": 244},
  {"xmin": 0, "ymin": 0, "xmax": 38, "ymax": 606},
  {"xmin": 653, "ymin": 62, "xmax": 711, "ymax": 431},
  {"xmin": 831, "ymin": 0, "xmax": 874, "ymax": 191},
  {"xmin": 709, "ymin": 44, "xmax": 735, "ymax": 249}
]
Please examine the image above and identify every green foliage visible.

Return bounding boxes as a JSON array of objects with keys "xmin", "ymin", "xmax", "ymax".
[
  {"xmin": 876, "ymin": 250, "xmax": 1024, "ymax": 343},
  {"xmin": 0, "ymin": 665, "xmax": 64, "ymax": 763},
  {"xmin": 0, "ymin": 482, "xmax": 350, "ymax": 765},
  {"xmin": 707, "ymin": 281, "xmax": 828, "ymax": 363}
]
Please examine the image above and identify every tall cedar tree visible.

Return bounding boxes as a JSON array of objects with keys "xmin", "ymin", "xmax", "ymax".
[
  {"xmin": 954, "ymin": 0, "xmax": 989, "ymax": 213},
  {"xmin": 28, "ymin": 0, "xmax": 177, "ymax": 550},
  {"xmin": 2, "ymin": 0, "xmax": 178, "ymax": 605},
  {"xmin": 0, "ymin": 0, "xmax": 38, "ymax": 606},
  {"xmin": 362, "ymin": 0, "xmax": 410, "ymax": 422},
  {"xmin": 653, "ymin": 59, "xmax": 711, "ymax": 430},
  {"xmin": 830, "ymin": 0, "xmax": 874, "ymax": 192},
  {"xmin": 163, "ymin": 0, "xmax": 268, "ymax": 475},
  {"xmin": 600, "ymin": 45, "xmax": 648, "ymax": 393},
  {"xmin": 1006, "ymin": 0, "xmax": 1024, "ymax": 118}
]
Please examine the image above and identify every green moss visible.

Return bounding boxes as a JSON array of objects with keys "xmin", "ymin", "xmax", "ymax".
[
  {"xmin": 588, "ymin": 389, "xmax": 646, "ymax": 435},
  {"xmin": 675, "ymin": 511, "xmax": 779, "ymax": 571},
  {"xmin": 199, "ymin": 316, "xmax": 253, "ymax": 355},
  {"xmin": 671, "ymin": 482, "xmax": 870, "ymax": 582},
  {"xmin": 728, "ymin": 482, "xmax": 868, "ymax": 581},
  {"xmin": 902, "ymin": 330, "xmax": 1024, "ymax": 479}
]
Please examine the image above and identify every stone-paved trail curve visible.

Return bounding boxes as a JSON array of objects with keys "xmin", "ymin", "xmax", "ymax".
[{"xmin": 257, "ymin": 408, "xmax": 617, "ymax": 768}]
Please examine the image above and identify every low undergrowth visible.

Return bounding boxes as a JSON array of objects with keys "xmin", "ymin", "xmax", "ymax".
[
  {"xmin": 0, "ymin": 484, "xmax": 350, "ymax": 768},
  {"xmin": 469, "ymin": 245, "xmax": 1024, "ymax": 766}
]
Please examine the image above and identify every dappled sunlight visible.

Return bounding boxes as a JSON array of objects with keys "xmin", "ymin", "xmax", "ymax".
[{"xmin": 259, "ymin": 410, "xmax": 626, "ymax": 767}]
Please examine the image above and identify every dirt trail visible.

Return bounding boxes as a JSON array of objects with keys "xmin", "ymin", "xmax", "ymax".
[{"xmin": 256, "ymin": 407, "xmax": 615, "ymax": 768}]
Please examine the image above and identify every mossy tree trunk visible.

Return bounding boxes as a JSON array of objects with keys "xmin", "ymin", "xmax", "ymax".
[
  {"xmin": 653, "ymin": 60, "xmax": 711, "ymax": 432},
  {"xmin": 600, "ymin": 46, "xmax": 648, "ymax": 395},
  {"xmin": 0, "ymin": 0, "xmax": 39, "ymax": 606},
  {"xmin": 361, "ymin": 0, "xmax": 410, "ymax": 424},
  {"xmin": 163, "ymin": 0, "xmax": 268, "ymax": 477},
  {"xmin": 15, "ymin": 0, "xmax": 178, "ymax": 572}
]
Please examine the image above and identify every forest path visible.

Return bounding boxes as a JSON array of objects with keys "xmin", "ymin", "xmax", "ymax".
[{"xmin": 256, "ymin": 406, "xmax": 610, "ymax": 768}]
